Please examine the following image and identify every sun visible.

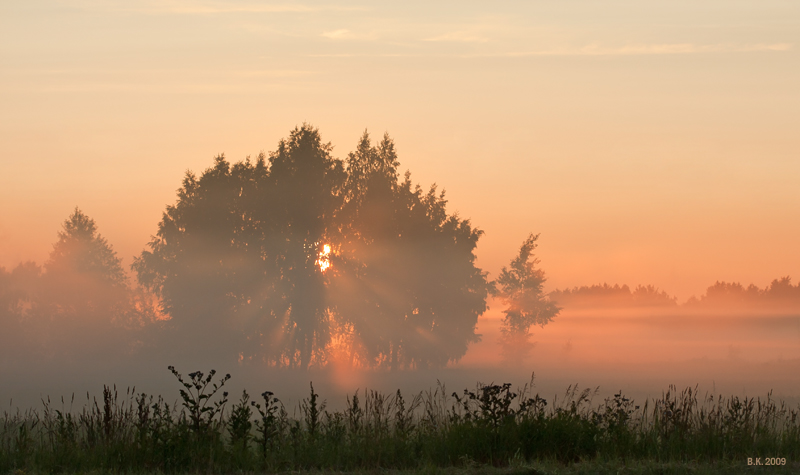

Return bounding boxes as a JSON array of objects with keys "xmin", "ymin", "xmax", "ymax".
[{"xmin": 316, "ymin": 243, "xmax": 332, "ymax": 272}]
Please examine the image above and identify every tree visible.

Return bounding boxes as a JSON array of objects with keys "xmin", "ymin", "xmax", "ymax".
[
  {"xmin": 133, "ymin": 154, "xmax": 277, "ymax": 364},
  {"xmin": 134, "ymin": 126, "xmax": 490, "ymax": 369},
  {"xmin": 46, "ymin": 208, "xmax": 126, "ymax": 285},
  {"xmin": 263, "ymin": 125, "xmax": 345, "ymax": 368},
  {"xmin": 1, "ymin": 210, "xmax": 159, "ymax": 365},
  {"xmin": 43, "ymin": 209, "xmax": 128, "ymax": 316},
  {"xmin": 330, "ymin": 131, "xmax": 490, "ymax": 369},
  {"xmin": 494, "ymin": 234, "xmax": 559, "ymax": 361},
  {"xmin": 34, "ymin": 208, "xmax": 133, "ymax": 361},
  {"xmin": 134, "ymin": 125, "xmax": 345, "ymax": 368}
]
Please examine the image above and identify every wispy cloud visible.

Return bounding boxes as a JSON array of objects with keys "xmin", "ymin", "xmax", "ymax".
[
  {"xmin": 61, "ymin": 0, "xmax": 366, "ymax": 14},
  {"xmin": 230, "ymin": 69, "xmax": 316, "ymax": 78},
  {"xmin": 303, "ymin": 42, "xmax": 792, "ymax": 60},
  {"xmin": 321, "ymin": 29, "xmax": 353, "ymax": 39},
  {"xmin": 20, "ymin": 82, "xmax": 315, "ymax": 94},
  {"xmin": 5, "ymin": 68, "xmax": 315, "ymax": 78},
  {"xmin": 3, "ymin": 68, "xmax": 319, "ymax": 94},
  {"xmin": 424, "ymin": 31, "xmax": 490, "ymax": 44},
  {"xmin": 306, "ymin": 53, "xmax": 418, "ymax": 58},
  {"xmin": 740, "ymin": 43, "xmax": 792, "ymax": 52},
  {"xmin": 320, "ymin": 29, "xmax": 377, "ymax": 41},
  {"xmin": 499, "ymin": 42, "xmax": 792, "ymax": 57}
]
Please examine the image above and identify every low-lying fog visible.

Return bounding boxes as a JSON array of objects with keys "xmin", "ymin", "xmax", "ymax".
[{"xmin": 4, "ymin": 306, "xmax": 798, "ymax": 414}]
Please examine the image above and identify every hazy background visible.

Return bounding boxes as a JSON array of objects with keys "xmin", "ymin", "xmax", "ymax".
[{"xmin": 1, "ymin": 1, "xmax": 799, "ymax": 409}]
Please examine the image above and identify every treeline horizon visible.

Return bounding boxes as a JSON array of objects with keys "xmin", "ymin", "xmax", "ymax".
[
  {"xmin": 549, "ymin": 278, "xmax": 800, "ymax": 309},
  {"xmin": 2, "ymin": 124, "xmax": 798, "ymax": 371}
]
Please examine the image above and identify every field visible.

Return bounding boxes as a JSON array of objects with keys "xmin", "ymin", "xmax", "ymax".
[{"xmin": 2, "ymin": 367, "xmax": 798, "ymax": 474}]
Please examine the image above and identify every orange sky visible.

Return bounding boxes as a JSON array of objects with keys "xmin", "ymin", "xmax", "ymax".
[{"xmin": 1, "ymin": 1, "xmax": 799, "ymax": 301}]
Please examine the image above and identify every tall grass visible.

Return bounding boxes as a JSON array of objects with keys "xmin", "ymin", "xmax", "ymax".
[{"xmin": 1, "ymin": 368, "xmax": 798, "ymax": 472}]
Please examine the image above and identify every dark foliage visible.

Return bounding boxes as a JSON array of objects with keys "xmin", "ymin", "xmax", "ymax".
[
  {"xmin": 0, "ymin": 209, "xmax": 158, "ymax": 364},
  {"xmin": 494, "ymin": 234, "xmax": 560, "ymax": 361},
  {"xmin": 1, "ymin": 368, "xmax": 798, "ymax": 473},
  {"xmin": 132, "ymin": 125, "xmax": 490, "ymax": 369},
  {"xmin": 550, "ymin": 283, "xmax": 677, "ymax": 309},
  {"xmin": 686, "ymin": 276, "xmax": 800, "ymax": 308}
]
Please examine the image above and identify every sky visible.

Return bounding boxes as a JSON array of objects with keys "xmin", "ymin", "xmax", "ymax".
[{"xmin": 1, "ymin": 0, "xmax": 799, "ymax": 301}]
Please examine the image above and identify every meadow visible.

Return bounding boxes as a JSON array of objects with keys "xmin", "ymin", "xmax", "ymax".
[{"xmin": 2, "ymin": 366, "xmax": 798, "ymax": 474}]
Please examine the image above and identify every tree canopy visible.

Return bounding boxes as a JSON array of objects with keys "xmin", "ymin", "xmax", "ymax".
[
  {"xmin": 0, "ymin": 208, "xmax": 152, "ymax": 364},
  {"xmin": 133, "ymin": 125, "xmax": 490, "ymax": 369},
  {"xmin": 46, "ymin": 208, "xmax": 127, "ymax": 286},
  {"xmin": 330, "ymin": 131, "xmax": 489, "ymax": 369}
]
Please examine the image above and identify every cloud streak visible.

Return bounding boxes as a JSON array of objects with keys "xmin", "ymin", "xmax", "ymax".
[
  {"xmin": 321, "ymin": 29, "xmax": 353, "ymax": 39},
  {"xmin": 62, "ymin": 0, "xmax": 366, "ymax": 14},
  {"xmin": 306, "ymin": 42, "xmax": 792, "ymax": 59},
  {"xmin": 320, "ymin": 28, "xmax": 380, "ymax": 41},
  {"xmin": 424, "ymin": 31, "xmax": 490, "ymax": 44},
  {"xmin": 498, "ymin": 42, "xmax": 792, "ymax": 57}
]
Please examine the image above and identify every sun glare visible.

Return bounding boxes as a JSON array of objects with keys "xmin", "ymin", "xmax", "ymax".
[{"xmin": 317, "ymin": 243, "xmax": 332, "ymax": 272}]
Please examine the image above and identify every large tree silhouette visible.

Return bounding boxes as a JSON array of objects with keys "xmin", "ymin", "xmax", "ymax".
[
  {"xmin": 133, "ymin": 153, "xmax": 276, "ymax": 363},
  {"xmin": 260, "ymin": 125, "xmax": 344, "ymax": 368},
  {"xmin": 133, "ymin": 125, "xmax": 489, "ymax": 369},
  {"xmin": 134, "ymin": 126, "xmax": 344, "ymax": 367}
]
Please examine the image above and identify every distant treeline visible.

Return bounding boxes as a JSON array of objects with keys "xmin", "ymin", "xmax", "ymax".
[
  {"xmin": 549, "ymin": 278, "xmax": 800, "ymax": 309},
  {"xmin": 549, "ymin": 284, "xmax": 677, "ymax": 308},
  {"xmin": 686, "ymin": 277, "xmax": 800, "ymax": 308}
]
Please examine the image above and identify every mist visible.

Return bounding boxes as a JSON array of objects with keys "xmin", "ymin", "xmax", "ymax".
[{"xmin": 3, "ymin": 302, "xmax": 798, "ymax": 414}]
